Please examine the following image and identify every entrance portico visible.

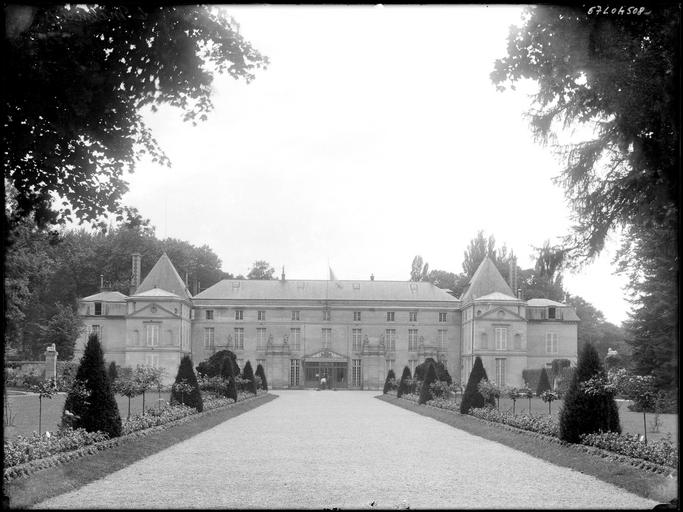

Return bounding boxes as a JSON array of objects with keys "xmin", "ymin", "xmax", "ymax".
[{"xmin": 303, "ymin": 349, "xmax": 348, "ymax": 388}]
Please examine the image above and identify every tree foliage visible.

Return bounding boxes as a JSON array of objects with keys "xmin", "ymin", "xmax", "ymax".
[
  {"xmin": 247, "ymin": 260, "xmax": 276, "ymax": 280},
  {"xmin": 397, "ymin": 366, "xmax": 411, "ymax": 398},
  {"xmin": 418, "ymin": 363, "xmax": 437, "ymax": 405},
  {"xmin": 435, "ymin": 362, "xmax": 452, "ymax": 386},
  {"xmin": 220, "ymin": 357, "xmax": 238, "ymax": 401},
  {"xmin": 410, "ymin": 255, "xmax": 430, "ymax": 282},
  {"xmin": 242, "ymin": 360, "xmax": 257, "ymax": 394},
  {"xmin": 536, "ymin": 368, "xmax": 552, "ymax": 395},
  {"xmin": 5, "ymin": 5, "xmax": 268, "ymax": 227},
  {"xmin": 196, "ymin": 349, "xmax": 239, "ymax": 379},
  {"xmin": 460, "ymin": 357, "xmax": 495, "ymax": 414},
  {"xmin": 383, "ymin": 369, "xmax": 396, "ymax": 394},
  {"xmin": 170, "ymin": 355, "xmax": 203, "ymax": 412},
  {"xmin": 255, "ymin": 363, "xmax": 268, "ymax": 392}
]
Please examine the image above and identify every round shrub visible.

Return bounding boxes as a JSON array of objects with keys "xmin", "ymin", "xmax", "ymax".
[
  {"xmin": 460, "ymin": 356, "xmax": 495, "ymax": 414},
  {"xmin": 170, "ymin": 355, "xmax": 203, "ymax": 412},
  {"xmin": 196, "ymin": 350, "xmax": 239, "ymax": 378}
]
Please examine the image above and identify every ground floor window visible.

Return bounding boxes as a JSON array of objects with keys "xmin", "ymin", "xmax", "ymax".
[
  {"xmin": 409, "ymin": 359, "xmax": 417, "ymax": 376},
  {"xmin": 291, "ymin": 328, "xmax": 301, "ymax": 351},
  {"xmin": 234, "ymin": 328, "xmax": 244, "ymax": 350},
  {"xmin": 290, "ymin": 359, "xmax": 301, "ymax": 386},
  {"xmin": 495, "ymin": 358, "xmax": 506, "ymax": 386},
  {"xmin": 352, "ymin": 359, "xmax": 362, "ymax": 387},
  {"xmin": 352, "ymin": 329, "xmax": 362, "ymax": 352}
]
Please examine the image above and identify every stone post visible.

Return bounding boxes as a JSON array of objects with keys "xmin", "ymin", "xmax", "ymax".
[{"xmin": 45, "ymin": 343, "xmax": 58, "ymax": 382}]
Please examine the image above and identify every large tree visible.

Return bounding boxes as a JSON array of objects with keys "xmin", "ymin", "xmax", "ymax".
[
  {"xmin": 247, "ymin": 260, "xmax": 276, "ymax": 280},
  {"xmin": 492, "ymin": 6, "xmax": 679, "ymax": 390},
  {"xmin": 410, "ymin": 255, "xmax": 430, "ymax": 282},
  {"xmin": 4, "ymin": 5, "xmax": 268, "ymax": 228}
]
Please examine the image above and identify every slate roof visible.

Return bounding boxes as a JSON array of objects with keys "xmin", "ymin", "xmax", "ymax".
[
  {"xmin": 81, "ymin": 291, "xmax": 128, "ymax": 302},
  {"xmin": 475, "ymin": 291, "xmax": 521, "ymax": 302},
  {"xmin": 526, "ymin": 298, "xmax": 567, "ymax": 307},
  {"xmin": 136, "ymin": 253, "xmax": 192, "ymax": 300},
  {"xmin": 131, "ymin": 288, "xmax": 181, "ymax": 299},
  {"xmin": 460, "ymin": 258, "xmax": 515, "ymax": 303},
  {"xmin": 194, "ymin": 279, "xmax": 459, "ymax": 303}
]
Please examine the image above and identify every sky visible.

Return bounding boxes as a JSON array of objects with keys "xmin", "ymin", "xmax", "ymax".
[{"xmin": 121, "ymin": 5, "xmax": 631, "ymax": 325}]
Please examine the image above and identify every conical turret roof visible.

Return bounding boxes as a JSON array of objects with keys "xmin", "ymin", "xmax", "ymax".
[
  {"xmin": 460, "ymin": 257, "xmax": 515, "ymax": 303},
  {"xmin": 135, "ymin": 253, "xmax": 192, "ymax": 300}
]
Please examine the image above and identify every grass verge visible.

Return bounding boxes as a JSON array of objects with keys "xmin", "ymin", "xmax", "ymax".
[
  {"xmin": 5, "ymin": 393, "xmax": 277, "ymax": 509},
  {"xmin": 378, "ymin": 395, "xmax": 677, "ymax": 504}
]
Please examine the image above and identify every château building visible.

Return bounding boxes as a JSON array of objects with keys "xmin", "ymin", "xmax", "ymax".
[{"xmin": 76, "ymin": 253, "xmax": 579, "ymax": 389}]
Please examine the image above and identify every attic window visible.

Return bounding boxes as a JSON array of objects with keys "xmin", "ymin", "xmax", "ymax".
[
  {"xmin": 548, "ymin": 307, "xmax": 556, "ymax": 319},
  {"xmin": 94, "ymin": 302, "xmax": 102, "ymax": 316}
]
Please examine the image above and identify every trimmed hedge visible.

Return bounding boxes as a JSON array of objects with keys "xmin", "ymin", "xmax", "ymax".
[
  {"xmin": 171, "ymin": 355, "xmax": 203, "ymax": 412},
  {"xmin": 418, "ymin": 363, "xmax": 437, "ymax": 405},
  {"xmin": 397, "ymin": 366, "xmax": 411, "ymax": 398},
  {"xmin": 383, "ymin": 369, "xmax": 396, "ymax": 394},
  {"xmin": 460, "ymin": 356, "xmax": 495, "ymax": 414}
]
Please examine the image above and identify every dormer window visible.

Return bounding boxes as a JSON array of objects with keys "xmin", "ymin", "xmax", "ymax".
[
  {"xmin": 548, "ymin": 307, "xmax": 556, "ymax": 319},
  {"xmin": 94, "ymin": 302, "xmax": 102, "ymax": 316}
]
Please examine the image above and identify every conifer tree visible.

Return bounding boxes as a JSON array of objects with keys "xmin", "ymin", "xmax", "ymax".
[
  {"xmin": 418, "ymin": 363, "xmax": 437, "ymax": 404},
  {"xmin": 536, "ymin": 367, "xmax": 552, "ymax": 395},
  {"xmin": 171, "ymin": 355, "xmax": 203, "ymax": 412},
  {"xmin": 383, "ymin": 369, "xmax": 396, "ymax": 394},
  {"xmin": 460, "ymin": 356, "xmax": 495, "ymax": 414},
  {"xmin": 559, "ymin": 343, "xmax": 621, "ymax": 443},
  {"xmin": 221, "ymin": 357, "xmax": 238, "ymax": 401},
  {"xmin": 255, "ymin": 363, "xmax": 268, "ymax": 392},
  {"xmin": 397, "ymin": 366, "xmax": 412, "ymax": 398},
  {"xmin": 107, "ymin": 361, "xmax": 118, "ymax": 383},
  {"xmin": 242, "ymin": 360, "xmax": 257, "ymax": 394},
  {"xmin": 435, "ymin": 362, "xmax": 452, "ymax": 385},
  {"xmin": 61, "ymin": 332, "xmax": 122, "ymax": 437}
]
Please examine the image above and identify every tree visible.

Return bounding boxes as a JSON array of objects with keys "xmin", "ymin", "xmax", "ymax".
[
  {"xmin": 397, "ymin": 366, "xmax": 411, "ymax": 398},
  {"xmin": 462, "ymin": 231, "xmax": 498, "ymax": 278},
  {"xmin": 566, "ymin": 295, "xmax": 627, "ymax": 359},
  {"xmin": 410, "ymin": 255, "xmax": 430, "ymax": 282},
  {"xmin": 383, "ymin": 369, "xmax": 396, "ymax": 394},
  {"xmin": 525, "ymin": 241, "xmax": 566, "ymax": 301},
  {"xmin": 559, "ymin": 343, "xmax": 621, "ymax": 443},
  {"xmin": 435, "ymin": 362, "xmax": 452, "ymax": 385},
  {"xmin": 113, "ymin": 371, "xmax": 141, "ymax": 420},
  {"xmin": 220, "ymin": 357, "xmax": 237, "ymax": 402},
  {"xmin": 255, "ymin": 363, "xmax": 268, "ymax": 392},
  {"xmin": 460, "ymin": 357, "xmax": 496, "ymax": 414},
  {"xmin": 107, "ymin": 362, "xmax": 118, "ymax": 383},
  {"xmin": 42, "ymin": 304, "xmax": 84, "ymax": 361},
  {"xmin": 247, "ymin": 260, "xmax": 276, "ymax": 280},
  {"xmin": 536, "ymin": 368, "xmax": 552, "ymax": 395},
  {"xmin": 170, "ymin": 355, "xmax": 203, "ymax": 412},
  {"xmin": 242, "ymin": 360, "xmax": 257, "ymax": 394},
  {"xmin": 609, "ymin": 368, "xmax": 657, "ymax": 444},
  {"xmin": 5, "ymin": 5, "xmax": 268, "ymax": 228},
  {"xmin": 133, "ymin": 365, "xmax": 161, "ymax": 415},
  {"xmin": 425, "ymin": 269, "xmax": 469, "ymax": 298},
  {"xmin": 492, "ymin": 6, "xmax": 679, "ymax": 393},
  {"xmin": 61, "ymin": 332, "xmax": 122, "ymax": 437},
  {"xmin": 30, "ymin": 380, "xmax": 57, "ymax": 434},
  {"xmin": 418, "ymin": 363, "xmax": 437, "ymax": 405},
  {"xmin": 196, "ymin": 349, "xmax": 239, "ymax": 378}
]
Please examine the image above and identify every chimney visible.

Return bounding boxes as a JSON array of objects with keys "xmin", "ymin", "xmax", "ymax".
[
  {"xmin": 370, "ymin": 273, "xmax": 375, "ymax": 281},
  {"xmin": 100, "ymin": 274, "xmax": 104, "ymax": 291},
  {"xmin": 130, "ymin": 253, "xmax": 141, "ymax": 295},
  {"xmin": 508, "ymin": 257, "xmax": 518, "ymax": 294},
  {"xmin": 184, "ymin": 272, "xmax": 189, "ymax": 287},
  {"xmin": 517, "ymin": 288, "xmax": 522, "ymax": 299},
  {"xmin": 281, "ymin": 266, "xmax": 286, "ymax": 281}
]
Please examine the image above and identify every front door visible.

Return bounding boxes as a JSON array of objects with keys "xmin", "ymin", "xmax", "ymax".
[{"xmin": 303, "ymin": 362, "xmax": 347, "ymax": 388}]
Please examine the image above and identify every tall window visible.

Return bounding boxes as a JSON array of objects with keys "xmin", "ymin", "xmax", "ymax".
[
  {"xmin": 480, "ymin": 332, "xmax": 488, "ymax": 349},
  {"xmin": 258, "ymin": 310, "xmax": 266, "ymax": 321},
  {"xmin": 91, "ymin": 325, "xmax": 102, "ymax": 341},
  {"xmin": 385, "ymin": 329, "xmax": 396, "ymax": 351},
  {"xmin": 323, "ymin": 309, "xmax": 331, "ymax": 321},
  {"xmin": 546, "ymin": 332, "xmax": 558, "ymax": 353},
  {"xmin": 234, "ymin": 328, "xmax": 244, "ymax": 349},
  {"xmin": 204, "ymin": 327, "xmax": 214, "ymax": 349},
  {"xmin": 386, "ymin": 311, "xmax": 395, "ymax": 322},
  {"xmin": 290, "ymin": 359, "xmax": 301, "ymax": 386},
  {"xmin": 145, "ymin": 324, "xmax": 159, "ymax": 347},
  {"xmin": 291, "ymin": 328, "xmax": 301, "ymax": 350},
  {"xmin": 495, "ymin": 358, "xmax": 506, "ymax": 386},
  {"xmin": 439, "ymin": 312, "xmax": 447, "ymax": 322},
  {"xmin": 495, "ymin": 327, "xmax": 508, "ymax": 350},
  {"xmin": 322, "ymin": 328, "xmax": 332, "ymax": 348},
  {"xmin": 131, "ymin": 329, "xmax": 140, "ymax": 346},
  {"xmin": 409, "ymin": 359, "xmax": 417, "ymax": 375},
  {"xmin": 408, "ymin": 329, "xmax": 418, "ymax": 351},
  {"xmin": 256, "ymin": 328, "xmax": 267, "ymax": 350},
  {"xmin": 387, "ymin": 359, "xmax": 394, "ymax": 371},
  {"xmin": 353, "ymin": 311, "xmax": 361, "ymax": 321},
  {"xmin": 94, "ymin": 302, "xmax": 102, "ymax": 316},
  {"xmin": 205, "ymin": 310, "xmax": 214, "ymax": 320},
  {"xmin": 235, "ymin": 310, "xmax": 243, "ymax": 320},
  {"xmin": 438, "ymin": 329, "xmax": 447, "ymax": 349},
  {"xmin": 352, "ymin": 329, "xmax": 362, "ymax": 352},
  {"xmin": 352, "ymin": 359, "xmax": 362, "ymax": 387},
  {"xmin": 291, "ymin": 310, "xmax": 300, "ymax": 321},
  {"xmin": 409, "ymin": 311, "xmax": 418, "ymax": 322},
  {"xmin": 145, "ymin": 353, "xmax": 160, "ymax": 368},
  {"xmin": 514, "ymin": 333, "xmax": 522, "ymax": 350}
]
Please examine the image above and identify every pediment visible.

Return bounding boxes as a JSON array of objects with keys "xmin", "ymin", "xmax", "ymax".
[
  {"xmin": 478, "ymin": 307, "xmax": 526, "ymax": 322},
  {"xmin": 128, "ymin": 303, "xmax": 179, "ymax": 318},
  {"xmin": 304, "ymin": 349, "xmax": 347, "ymax": 361}
]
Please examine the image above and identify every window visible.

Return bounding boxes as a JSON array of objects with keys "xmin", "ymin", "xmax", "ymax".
[
  {"xmin": 494, "ymin": 327, "xmax": 508, "ymax": 350},
  {"xmin": 290, "ymin": 359, "xmax": 301, "ymax": 386},
  {"xmin": 145, "ymin": 353, "xmax": 160, "ymax": 368},
  {"xmin": 409, "ymin": 359, "xmax": 417, "ymax": 375},
  {"xmin": 204, "ymin": 327, "xmax": 215, "ymax": 349},
  {"xmin": 291, "ymin": 328, "xmax": 301, "ymax": 350},
  {"xmin": 322, "ymin": 328, "xmax": 332, "ymax": 348},
  {"xmin": 385, "ymin": 329, "xmax": 396, "ymax": 351},
  {"xmin": 514, "ymin": 333, "xmax": 522, "ymax": 350},
  {"xmin": 323, "ymin": 309, "xmax": 331, "ymax": 321},
  {"xmin": 353, "ymin": 311, "xmax": 361, "ymax": 322},
  {"xmin": 257, "ymin": 328, "xmax": 267, "ymax": 350},
  {"xmin": 205, "ymin": 310, "xmax": 214, "ymax": 320},
  {"xmin": 387, "ymin": 359, "xmax": 394, "ymax": 371},
  {"xmin": 386, "ymin": 311, "xmax": 395, "ymax": 322},
  {"xmin": 409, "ymin": 311, "xmax": 417, "ymax": 322},
  {"xmin": 131, "ymin": 329, "xmax": 140, "ymax": 346},
  {"xmin": 480, "ymin": 332, "xmax": 488, "ymax": 349},
  {"xmin": 439, "ymin": 312, "xmax": 447, "ymax": 323},
  {"xmin": 235, "ymin": 310, "xmax": 243, "ymax": 320},
  {"xmin": 495, "ymin": 358, "xmax": 506, "ymax": 386},
  {"xmin": 292, "ymin": 310, "xmax": 300, "ymax": 321},
  {"xmin": 352, "ymin": 329, "xmax": 362, "ymax": 352},
  {"xmin": 146, "ymin": 324, "xmax": 159, "ymax": 347},
  {"xmin": 546, "ymin": 332, "xmax": 558, "ymax": 353},
  {"xmin": 91, "ymin": 325, "xmax": 102, "ymax": 341},
  {"xmin": 352, "ymin": 359, "xmax": 362, "ymax": 387},
  {"xmin": 258, "ymin": 310, "xmax": 266, "ymax": 321},
  {"xmin": 438, "ymin": 329, "xmax": 447, "ymax": 350},
  {"xmin": 234, "ymin": 328, "xmax": 244, "ymax": 349},
  {"xmin": 408, "ymin": 329, "xmax": 418, "ymax": 351},
  {"xmin": 166, "ymin": 329, "xmax": 173, "ymax": 346},
  {"xmin": 94, "ymin": 302, "xmax": 102, "ymax": 316},
  {"xmin": 548, "ymin": 307, "xmax": 556, "ymax": 319}
]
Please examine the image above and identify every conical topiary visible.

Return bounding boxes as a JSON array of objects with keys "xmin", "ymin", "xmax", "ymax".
[
  {"xmin": 536, "ymin": 367, "xmax": 552, "ymax": 395},
  {"xmin": 62, "ymin": 332, "xmax": 122, "ymax": 438},
  {"xmin": 397, "ymin": 366, "xmax": 411, "ymax": 398},
  {"xmin": 435, "ymin": 362, "xmax": 452, "ymax": 385},
  {"xmin": 460, "ymin": 356, "xmax": 495, "ymax": 414},
  {"xmin": 383, "ymin": 369, "xmax": 396, "ymax": 394},
  {"xmin": 171, "ymin": 355, "xmax": 203, "ymax": 412},
  {"xmin": 107, "ymin": 361, "xmax": 118, "ymax": 383},
  {"xmin": 559, "ymin": 343, "xmax": 621, "ymax": 443},
  {"xmin": 418, "ymin": 362, "xmax": 437, "ymax": 404},
  {"xmin": 255, "ymin": 363, "xmax": 268, "ymax": 392},
  {"xmin": 242, "ymin": 360, "xmax": 257, "ymax": 394},
  {"xmin": 221, "ymin": 357, "xmax": 238, "ymax": 401}
]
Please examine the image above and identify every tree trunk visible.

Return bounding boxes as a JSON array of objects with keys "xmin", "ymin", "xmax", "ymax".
[
  {"xmin": 127, "ymin": 396, "xmax": 131, "ymax": 420},
  {"xmin": 142, "ymin": 391, "xmax": 146, "ymax": 415},
  {"xmin": 528, "ymin": 397, "xmax": 532, "ymax": 414},
  {"xmin": 643, "ymin": 411, "xmax": 648, "ymax": 445},
  {"xmin": 512, "ymin": 400, "xmax": 516, "ymax": 415},
  {"xmin": 38, "ymin": 397, "xmax": 42, "ymax": 434},
  {"xmin": 548, "ymin": 401, "xmax": 551, "ymax": 415}
]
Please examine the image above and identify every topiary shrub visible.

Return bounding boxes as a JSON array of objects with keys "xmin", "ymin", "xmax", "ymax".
[
  {"xmin": 521, "ymin": 368, "xmax": 543, "ymax": 392},
  {"xmin": 551, "ymin": 358, "xmax": 571, "ymax": 376},
  {"xmin": 536, "ymin": 367, "xmax": 552, "ymax": 395},
  {"xmin": 255, "ymin": 363, "xmax": 268, "ymax": 392},
  {"xmin": 221, "ymin": 357, "xmax": 237, "ymax": 401},
  {"xmin": 559, "ymin": 343, "xmax": 621, "ymax": 443},
  {"xmin": 170, "ymin": 355, "xmax": 203, "ymax": 412},
  {"xmin": 419, "ymin": 363, "xmax": 437, "ymax": 405},
  {"xmin": 242, "ymin": 361, "xmax": 257, "ymax": 394},
  {"xmin": 61, "ymin": 332, "xmax": 122, "ymax": 438},
  {"xmin": 196, "ymin": 350, "xmax": 239, "ymax": 378},
  {"xmin": 397, "ymin": 366, "xmax": 411, "ymax": 398},
  {"xmin": 107, "ymin": 361, "xmax": 118, "ymax": 383},
  {"xmin": 460, "ymin": 356, "xmax": 495, "ymax": 414},
  {"xmin": 435, "ymin": 362, "xmax": 452, "ymax": 385},
  {"xmin": 383, "ymin": 369, "xmax": 396, "ymax": 394}
]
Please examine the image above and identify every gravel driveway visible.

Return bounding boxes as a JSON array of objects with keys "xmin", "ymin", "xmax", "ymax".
[{"xmin": 34, "ymin": 390, "xmax": 657, "ymax": 509}]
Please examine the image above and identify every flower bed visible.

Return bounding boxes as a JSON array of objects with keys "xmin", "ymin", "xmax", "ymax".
[
  {"xmin": 4, "ymin": 428, "xmax": 110, "ymax": 468},
  {"xmin": 122, "ymin": 405, "xmax": 197, "ymax": 435},
  {"xmin": 469, "ymin": 407, "xmax": 559, "ymax": 437},
  {"xmin": 425, "ymin": 397, "xmax": 460, "ymax": 412},
  {"xmin": 580, "ymin": 431, "xmax": 678, "ymax": 468},
  {"xmin": 400, "ymin": 393, "xmax": 420, "ymax": 403}
]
